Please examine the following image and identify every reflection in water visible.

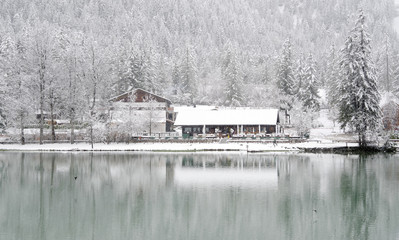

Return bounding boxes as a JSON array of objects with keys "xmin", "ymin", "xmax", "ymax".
[
  {"xmin": 0, "ymin": 152, "xmax": 399, "ymax": 240},
  {"xmin": 176, "ymin": 154, "xmax": 277, "ymax": 189}
]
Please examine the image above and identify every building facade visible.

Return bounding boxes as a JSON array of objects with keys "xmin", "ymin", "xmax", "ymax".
[
  {"xmin": 174, "ymin": 107, "xmax": 280, "ymax": 137},
  {"xmin": 109, "ymin": 89, "xmax": 174, "ymax": 134}
]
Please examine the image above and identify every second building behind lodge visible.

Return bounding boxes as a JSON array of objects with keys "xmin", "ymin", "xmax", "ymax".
[{"xmin": 108, "ymin": 88, "xmax": 174, "ymax": 134}]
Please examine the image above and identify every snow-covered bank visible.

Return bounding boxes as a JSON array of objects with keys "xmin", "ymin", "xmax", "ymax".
[{"xmin": 0, "ymin": 142, "xmax": 360, "ymax": 152}]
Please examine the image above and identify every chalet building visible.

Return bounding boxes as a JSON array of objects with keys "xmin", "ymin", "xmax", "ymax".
[
  {"xmin": 109, "ymin": 88, "xmax": 174, "ymax": 133},
  {"xmin": 174, "ymin": 107, "xmax": 280, "ymax": 137},
  {"xmin": 35, "ymin": 111, "xmax": 59, "ymax": 121}
]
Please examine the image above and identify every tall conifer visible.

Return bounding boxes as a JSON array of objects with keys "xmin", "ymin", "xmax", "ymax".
[{"xmin": 338, "ymin": 10, "xmax": 381, "ymax": 147}]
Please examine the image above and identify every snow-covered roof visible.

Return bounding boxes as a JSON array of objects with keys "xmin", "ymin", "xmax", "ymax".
[
  {"xmin": 109, "ymin": 88, "xmax": 172, "ymax": 104},
  {"xmin": 174, "ymin": 105, "xmax": 218, "ymax": 113},
  {"xmin": 174, "ymin": 108, "xmax": 279, "ymax": 126}
]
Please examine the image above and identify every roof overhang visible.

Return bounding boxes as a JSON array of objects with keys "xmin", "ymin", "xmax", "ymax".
[{"xmin": 174, "ymin": 108, "xmax": 279, "ymax": 126}]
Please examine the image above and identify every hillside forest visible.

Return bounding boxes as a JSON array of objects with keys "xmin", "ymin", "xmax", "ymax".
[{"xmin": 0, "ymin": 0, "xmax": 399, "ymax": 141}]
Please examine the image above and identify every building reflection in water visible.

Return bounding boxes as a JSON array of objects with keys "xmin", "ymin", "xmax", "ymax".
[{"xmin": 1, "ymin": 152, "xmax": 399, "ymax": 240}]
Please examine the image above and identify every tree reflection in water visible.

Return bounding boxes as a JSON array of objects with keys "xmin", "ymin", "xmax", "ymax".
[{"xmin": 0, "ymin": 152, "xmax": 399, "ymax": 240}]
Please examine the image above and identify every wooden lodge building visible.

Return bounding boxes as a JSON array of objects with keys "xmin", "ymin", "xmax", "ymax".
[
  {"xmin": 174, "ymin": 107, "xmax": 280, "ymax": 137},
  {"xmin": 107, "ymin": 90, "xmax": 281, "ymax": 137},
  {"xmin": 108, "ymin": 88, "xmax": 175, "ymax": 133}
]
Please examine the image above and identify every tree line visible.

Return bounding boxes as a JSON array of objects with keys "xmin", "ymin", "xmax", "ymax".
[{"xmin": 0, "ymin": 0, "xmax": 396, "ymax": 146}]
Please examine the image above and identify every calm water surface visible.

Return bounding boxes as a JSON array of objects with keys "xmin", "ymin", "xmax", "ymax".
[{"xmin": 1, "ymin": 152, "xmax": 399, "ymax": 240}]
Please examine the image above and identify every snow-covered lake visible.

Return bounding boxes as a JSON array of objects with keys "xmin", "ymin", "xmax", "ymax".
[{"xmin": 1, "ymin": 152, "xmax": 399, "ymax": 239}]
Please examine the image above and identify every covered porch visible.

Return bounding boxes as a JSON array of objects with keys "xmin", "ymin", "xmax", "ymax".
[
  {"xmin": 175, "ymin": 108, "xmax": 280, "ymax": 138},
  {"xmin": 182, "ymin": 124, "xmax": 278, "ymax": 136}
]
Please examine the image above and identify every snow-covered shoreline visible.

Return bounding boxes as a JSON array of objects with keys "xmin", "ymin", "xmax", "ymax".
[{"xmin": 0, "ymin": 142, "xmax": 360, "ymax": 153}]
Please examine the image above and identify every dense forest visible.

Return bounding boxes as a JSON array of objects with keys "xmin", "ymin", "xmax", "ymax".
[{"xmin": 0, "ymin": 0, "xmax": 398, "ymax": 137}]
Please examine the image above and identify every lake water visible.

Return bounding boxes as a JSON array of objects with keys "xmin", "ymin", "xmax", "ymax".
[{"xmin": 1, "ymin": 152, "xmax": 399, "ymax": 240}]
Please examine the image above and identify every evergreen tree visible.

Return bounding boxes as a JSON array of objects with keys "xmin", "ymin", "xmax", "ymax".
[
  {"xmin": 375, "ymin": 35, "xmax": 395, "ymax": 92},
  {"xmin": 260, "ymin": 58, "xmax": 271, "ymax": 85},
  {"xmin": 142, "ymin": 49, "xmax": 157, "ymax": 93},
  {"xmin": 301, "ymin": 53, "xmax": 320, "ymax": 111},
  {"xmin": 276, "ymin": 38, "xmax": 296, "ymax": 96},
  {"xmin": 338, "ymin": 11, "xmax": 381, "ymax": 147},
  {"xmin": 295, "ymin": 53, "xmax": 306, "ymax": 99},
  {"xmin": 179, "ymin": 46, "xmax": 197, "ymax": 104},
  {"xmin": 122, "ymin": 51, "xmax": 142, "ymax": 90},
  {"xmin": 0, "ymin": 0, "xmax": 398, "ymax": 142},
  {"xmin": 154, "ymin": 54, "xmax": 168, "ymax": 95},
  {"xmin": 122, "ymin": 49, "xmax": 154, "ymax": 91},
  {"xmin": 338, "ymin": 35, "xmax": 356, "ymax": 132},
  {"xmin": 171, "ymin": 62, "xmax": 181, "ymax": 96},
  {"xmin": 325, "ymin": 45, "xmax": 341, "ymax": 126},
  {"xmin": 222, "ymin": 44, "xmax": 243, "ymax": 107},
  {"xmin": 392, "ymin": 54, "xmax": 399, "ymax": 96},
  {"xmin": 325, "ymin": 45, "xmax": 340, "ymax": 107}
]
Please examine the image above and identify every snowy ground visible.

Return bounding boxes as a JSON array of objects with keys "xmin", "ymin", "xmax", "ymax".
[
  {"xmin": 0, "ymin": 141, "xmax": 360, "ymax": 152},
  {"xmin": 309, "ymin": 109, "xmax": 357, "ymax": 143},
  {"xmin": 0, "ymin": 109, "xmax": 362, "ymax": 152}
]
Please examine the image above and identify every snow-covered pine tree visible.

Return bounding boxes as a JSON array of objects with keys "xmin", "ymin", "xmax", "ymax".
[
  {"xmin": 276, "ymin": 38, "xmax": 296, "ymax": 111},
  {"xmin": 222, "ymin": 45, "xmax": 243, "ymax": 107},
  {"xmin": 325, "ymin": 45, "xmax": 340, "ymax": 108},
  {"xmin": 301, "ymin": 53, "xmax": 320, "ymax": 112},
  {"xmin": 171, "ymin": 62, "xmax": 181, "ymax": 96},
  {"xmin": 276, "ymin": 38, "xmax": 296, "ymax": 96},
  {"xmin": 338, "ymin": 10, "xmax": 382, "ymax": 147},
  {"xmin": 122, "ymin": 49, "xmax": 153, "ymax": 91},
  {"xmin": 392, "ymin": 54, "xmax": 399, "ymax": 97},
  {"xmin": 142, "ymin": 49, "xmax": 157, "ymax": 93},
  {"xmin": 260, "ymin": 57, "xmax": 271, "ymax": 85},
  {"xmin": 384, "ymin": 46, "xmax": 399, "ymax": 99},
  {"xmin": 375, "ymin": 35, "xmax": 395, "ymax": 92},
  {"xmin": 295, "ymin": 53, "xmax": 306, "ymax": 100},
  {"xmin": 180, "ymin": 46, "xmax": 197, "ymax": 104},
  {"xmin": 324, "ymin": 45, "xmax": 341, "ymax": 127},
  {"xmin": 338, "ymin": 35, "xmax": 356, "ymax": 131},
  {"xmin": 383, "ymin": 36, "xmax": 395, "ymax": 92},
  {"xmin": 154, "ymin": 53, "xmax": 168, "ymax": 96},
  {"xmin": 122, "ymin": 51, "xmax": 146, "ymax": 91}
]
